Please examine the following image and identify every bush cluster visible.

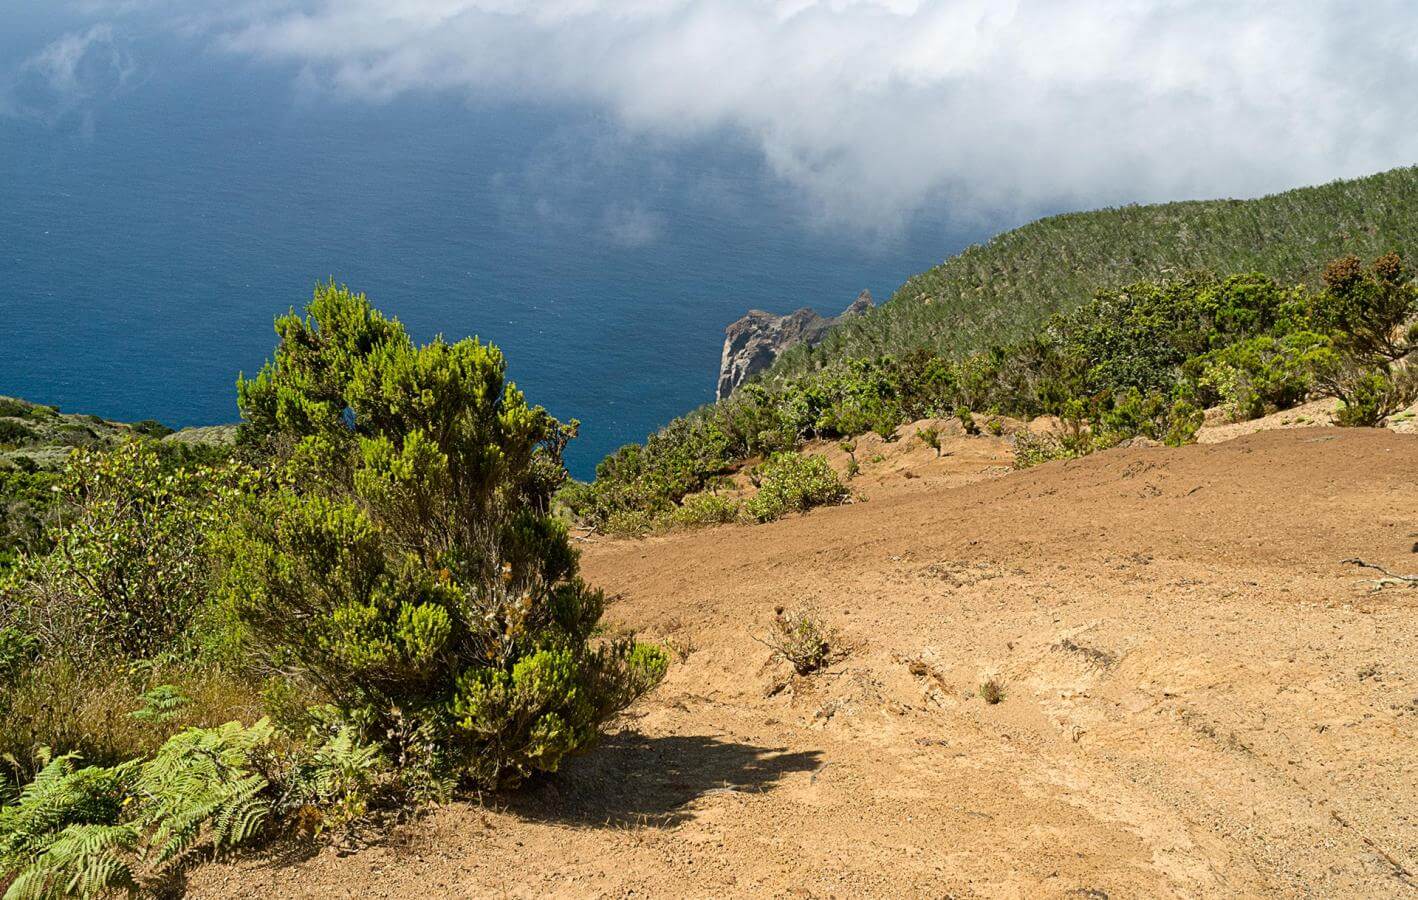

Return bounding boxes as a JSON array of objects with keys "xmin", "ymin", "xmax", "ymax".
[
  {"xmin": 567, "ymin": 255, "xmax": 1415, "ymax": 518},
  {"xmin": 0, "ymin": 283, "xmax": 667, "ymax": 894}
]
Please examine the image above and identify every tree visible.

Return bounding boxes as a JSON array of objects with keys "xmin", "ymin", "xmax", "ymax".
[
  {"xmin": 224, "ymin": 283, "xmax": 664, "ymax": 787},
  {"xmin": 1312, "ymin": 252, "xmax": 1418, "ymax": 363}
]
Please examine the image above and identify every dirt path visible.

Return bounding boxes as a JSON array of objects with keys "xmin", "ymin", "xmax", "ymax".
[{"xmin": 188, "ymin": 428, "xmax": 1418, "ymax": 898}]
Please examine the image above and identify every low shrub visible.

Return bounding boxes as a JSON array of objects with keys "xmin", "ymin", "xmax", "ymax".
[
  {"xmin": 0, "ymin": 442, "xmax": 239, "ymax": 663},
  {"xmin": 744, "ymin": 453, "xmax": 848, "ymax": 522},
  {"xmin": 1098, "ymin": 389, "xmax": 1204, "ymax": 448},
  {"xmin": 758, "ymin": 606, "xmax": 835, "ymax": 676},
  {"xmin": 1330, "ymin": 365, "xmax": 1418, "ymax": 427},
  {"xmin": 0, "ymin": 421, "xmax": 36, "ymax": 447},
  {"xmin": 1189, "ymin": 331, "xmax": 1332, "ymax": 421},
  {"xmin": 666, "ymin": 492, "xmax": 742, "ymax": 530},
  {"xmin": 1012, "ymin": 429, "xmax": 1097, "ymax": 468},
  {"xmin": 979, "ymin": 678, "xmax": 1005, "ymax": 705}
]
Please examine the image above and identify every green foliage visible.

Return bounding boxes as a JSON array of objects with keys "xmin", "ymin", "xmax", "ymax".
[
  {"xmin": 744, "ymin": 453, "xmax": 848, "ymax": 523},
  {"xmin": 0, "ymin": 422, "xmax": 37, "ymax": 448},
  {"xmin": 1311, "ymin": 252, "xmax": 1418, "ymax": 362},
  {"xmin": 979, "ymin": 678, "xmax": 1005, "ymax": 705},
  {"xmin": 954, "ymin": 408, "xmax": 979, "ymax": 436},
  {"xmin": 1098, "ymin": 389, "xmax": 1204, "ymax": 448},
  {"xmin": 773, "ymin": 166, "xmax": 1418, "ymax": 376},
  {"xmin": 0, "ymin": 467, "xmax": 60, "ymax": 577},
  {"xmin": 127, "ymin": 686, "xmax": 189, "ymax": 726},
  {"xmin": 916, "ymin": 426, "xmax": 942, "ymax": 456},
  {"xmin": 0, "ymin": 753, "xmax": 138, "ymax": 900},
  {"xmin": 1188, "ymin": 332, "xmax": 1334, "ymax": 421},
  {"xmin": 0, "ymin": 442, "xmax": 234, "ymax": 661},
  {"xmin": 1050, "ymin": 272, "xmax": 1299, "ymax": 398},
  {"xmin": 1329, "ymin": 366, "xmax": 1418, "ymax": 427},
  {"xmin": 666, "ymin": 493, "xmax": 743, "ymax": 530},
  {"xmin": 579, "ymin": 248, "xmax": 1413, "ymax": 521},
  {"xmin": 128, "ymin": 420, "xmax": 173, "ymax": 440},
  {"xmin": 134, "ymin": 719, "xmax": 273, "ymax": 866},
  {"xmin": 0, "ymin": 660, "xmax": 262, "ymax": 790},
  {"xmin": 223, "ymin": 282, "xmax": 663, "ymax": 788},
  {"xmin": 5, "ymin": 823, "xmax": 139, "ymax": 900},
  {"xmin": 0, "ymin": 720, "xmax": 277, "ymax": 898},
  {"xmin": 275, "ymin": 725, "xmax": 387, "ymax": 837},
  {"xmin": 0, "ymin": 628, "xmax": 37, "ymax": 685}
]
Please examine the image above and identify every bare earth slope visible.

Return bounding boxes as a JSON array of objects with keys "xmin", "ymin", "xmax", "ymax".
[{"xmin": 189, "ymin": 428, "xmax": 1418, "ymax": 899}]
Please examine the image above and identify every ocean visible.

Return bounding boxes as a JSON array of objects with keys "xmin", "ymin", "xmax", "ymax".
[{"xmin": 0, "ymin": 23, "xmax": 988, "ymax": 478}]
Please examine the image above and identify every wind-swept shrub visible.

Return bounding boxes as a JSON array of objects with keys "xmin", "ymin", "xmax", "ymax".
[
  {"xmin": 1188, "ymin": 332, "xmax": 1333, "ymax": 421},
  {"xmin": 1098, "ymin": 389, "xmax": 1203, "ymax": 447},
  {"xmin": 757, "ymin": 606, "xmax": 835, "ymax": 676},
  {"xmin": 223, "ymin": 283, "xmax": 665, "ymax": 788},
  {"xmin": 744, "ymin": 453, "xmax": 848, "ymax": 522}
]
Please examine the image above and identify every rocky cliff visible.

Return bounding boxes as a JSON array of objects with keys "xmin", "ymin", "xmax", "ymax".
[{"xmin": 716, "ymin": 290, "xmax": 873, "ymax": 400}]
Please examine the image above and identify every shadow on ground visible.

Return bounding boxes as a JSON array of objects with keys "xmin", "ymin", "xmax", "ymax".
[{"xmin": 505, "ymin": 730, "xmax": 823, "ymax": 828}]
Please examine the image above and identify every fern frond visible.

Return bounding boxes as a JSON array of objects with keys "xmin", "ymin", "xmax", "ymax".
[
  {"xmin": 132, "ymin": 719, "xmax": 274, "ymax": 867},
  {"xmin": 4, "ymin": 823, "xmax": 138, "ymax": 900}
]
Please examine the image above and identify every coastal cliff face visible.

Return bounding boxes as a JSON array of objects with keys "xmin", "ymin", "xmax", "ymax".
[{"xmin": 716, "ymin": 290, "xmax": 873, "ymax": 400}]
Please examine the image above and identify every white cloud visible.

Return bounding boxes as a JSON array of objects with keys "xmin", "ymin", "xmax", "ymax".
[
  {"xmin": 37, "ymin": 1, "xmax": 1418, "ymax": 226},
  {"xmin": 1, "ymin": 23, "xmax": 136, "ymax": 124}
]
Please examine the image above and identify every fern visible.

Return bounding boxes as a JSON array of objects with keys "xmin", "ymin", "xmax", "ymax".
[
  {"xmin": 4, "ymin": 824, "xmax": 138, "ymax": 900},
  {"xmin": 132, "ymin": 719, "xmax": 274, "ymax": 866},
  {"xmin": 279, "ymin": 727, "xmax": 385, "ymax": 835},
  {"xmin": 0, "ymin": 754, "xmax": 135, "ymax": 872},
  {"xmin": 0, "ymin": 754, "xmax": 138, "ymax": 900},
  {"xmin": 0, "ymin": 721, "xmax": 281, "ymax": 898},
  {"xmin": 126, "ymin": 685, "xmax": 189, "ymax": 725}
]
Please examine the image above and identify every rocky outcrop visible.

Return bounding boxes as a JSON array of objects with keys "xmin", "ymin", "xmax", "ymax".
[{"xmin": 716, "ymin": 290, "xmax": 874, "ymax": 400}]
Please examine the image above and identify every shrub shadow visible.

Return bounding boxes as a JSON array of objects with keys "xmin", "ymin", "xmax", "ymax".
[{"xmin": 503, "ymin": 730, "xmax": 823, "ymax": 828}]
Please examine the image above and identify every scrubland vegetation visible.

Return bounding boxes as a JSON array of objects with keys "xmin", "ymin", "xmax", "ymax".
[
  {"xmin": 1, "ymin": 173, "xmax": 1417, "ymax": 896},
  {"xmin": 562, "ymin": 251, "xmax": 1418, "ymax": 533},
  {"xmin": 0, "ymin": 284, "xmax": 665, "ymax": 897},
  {"xmin": 774, "ymin": 166, "xmax": 1418, "ymax": 375}
]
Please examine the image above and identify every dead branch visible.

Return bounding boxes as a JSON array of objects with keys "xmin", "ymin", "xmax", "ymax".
[{"xmin": 1343, "ymin": 557, "xmax": 1418, "ymax": 590}]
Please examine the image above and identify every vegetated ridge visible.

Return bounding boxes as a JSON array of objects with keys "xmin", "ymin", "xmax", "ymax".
[
  {"xmin": 563, "ymin": 172, "xmax": 1418, "ymax": 536},
  {"xmin": 771, "ymin": 165, "xmax": 1418, "ymax": 377}
]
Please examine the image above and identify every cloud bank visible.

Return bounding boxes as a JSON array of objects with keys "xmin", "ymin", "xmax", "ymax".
[{"xmin": 39, "ymin": 1, "xmax": 1418, "ymax": 226}]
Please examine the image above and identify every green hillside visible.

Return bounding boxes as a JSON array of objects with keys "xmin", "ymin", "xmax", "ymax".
[
  {"xmin": 772, "ymin": 166, "xmax": 1418, "ymax": 377},
  {"xmin": 564, "ymin": 166, "xmax": 1418, "ymax": 533}
]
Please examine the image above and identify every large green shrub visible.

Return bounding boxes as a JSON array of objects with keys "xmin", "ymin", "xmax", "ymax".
[
  {"xmin": 745, "ymin": 453, "xmax": 848, "ymax": 522},
  {"xmin": 223, "ymin": 283, "xmax": 665, "ymax": 788}
]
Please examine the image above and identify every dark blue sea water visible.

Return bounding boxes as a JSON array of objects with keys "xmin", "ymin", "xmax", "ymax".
[{"xmin": 0, "ymin": 17, "xmax": 990, "ymax": 477}]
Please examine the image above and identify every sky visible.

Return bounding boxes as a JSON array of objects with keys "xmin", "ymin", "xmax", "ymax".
[{"xmin": 5, "ymin": 1, "xmax": 1418, "ymax": 232}]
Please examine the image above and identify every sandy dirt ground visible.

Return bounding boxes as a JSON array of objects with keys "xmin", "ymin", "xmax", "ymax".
[{"xmin": 187, "ymin": 424, "xmax": 1418, "ymax": 899}]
